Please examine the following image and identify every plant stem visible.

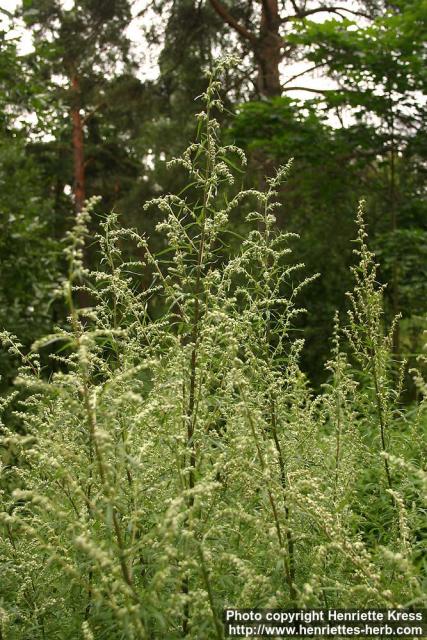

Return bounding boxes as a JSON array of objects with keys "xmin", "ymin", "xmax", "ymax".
[
  {"xmin": 239, "ymin": 383, "xmax": 296, "ymax": 603},
  {"xmin": 197, "ymin": 544, "xmax": 224, "ymax": 640}
]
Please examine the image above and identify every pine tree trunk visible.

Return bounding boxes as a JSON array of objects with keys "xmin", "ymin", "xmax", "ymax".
[
  {"xmin": 71, "ymin": 75, "xmax": 85, "ymax": 212},
  {"xmin": 255, "ymin": 0, "xmax": 282, "ymax": 97},
  {"xmin": 209, "ymin": 0, "xmax": 282, "ymax": 98}
]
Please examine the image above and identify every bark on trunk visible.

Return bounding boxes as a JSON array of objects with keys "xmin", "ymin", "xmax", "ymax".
[
  {"xmin": 209, "ymin": 0, "xmax": 283, "ymax": 98},
  {"xmin": 255, "ymin": 0, "xmax": 282, "ymax": 97},
  {"xmin": 71, "ymin": 74, "xmax": 85, "ymax": 212}
]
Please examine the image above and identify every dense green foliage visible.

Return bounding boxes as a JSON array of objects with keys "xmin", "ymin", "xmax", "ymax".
[
  {"xmin": 0, "ymin": 65, "xmax": 426, "ymax": 638},
  {"xmin": 0, "ymin": 2, "xmax": 426, "ymax": 636},
  {"xmin": 1, "ymin": 0, "xmax": 426, "ymax": 386}
]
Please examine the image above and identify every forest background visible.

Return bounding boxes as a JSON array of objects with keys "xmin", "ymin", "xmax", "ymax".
[{"xmin": 0, "ymin": 0, "xmax": 426, "ymax": 391}]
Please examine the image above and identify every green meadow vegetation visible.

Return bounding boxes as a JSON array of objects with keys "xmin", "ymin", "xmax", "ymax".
[{"xmin": 0, "ymin": 60, "xmax": 426, "ymax": 639}]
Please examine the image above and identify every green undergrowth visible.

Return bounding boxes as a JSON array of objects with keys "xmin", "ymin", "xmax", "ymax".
[{"xmin": 0, "ymin": 59, "xmax": 426, "ymax": 640}]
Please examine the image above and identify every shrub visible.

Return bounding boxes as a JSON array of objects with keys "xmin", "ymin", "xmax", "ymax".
[{"xmin": 1, "ymin": 59, "xmax": 425, "ymax": 640}]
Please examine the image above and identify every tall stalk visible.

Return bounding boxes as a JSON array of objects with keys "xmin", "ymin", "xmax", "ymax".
[
  {"xmin": 64, "ymin": 203, "xmax": 145, "ymax": 638},
  {"xmin": 180, "ymin": 69, "xmax": 223, "ymax": 636}
]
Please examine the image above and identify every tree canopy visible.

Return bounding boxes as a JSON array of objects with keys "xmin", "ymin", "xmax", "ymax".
[{"xmin": 1, "ymin": 0, "xmax": 426, "ymax": 384}]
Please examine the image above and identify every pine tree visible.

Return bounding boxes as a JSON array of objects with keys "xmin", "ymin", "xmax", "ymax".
[{"xmin": 20, "ymin": 0, "xmax": 135, "ymax": 212}]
